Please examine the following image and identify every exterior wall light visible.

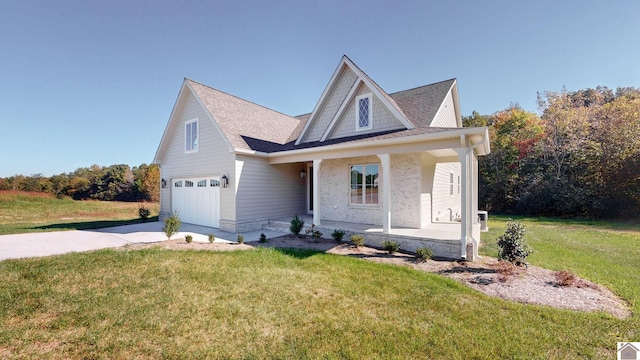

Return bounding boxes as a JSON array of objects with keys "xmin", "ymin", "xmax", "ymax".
[
  {"xmin": 161, "ymin": 178, "xmax": 167, "ymax": 188},
  {"xmin": 300, "ymin": 169, "xmax": 307, "ymax": 179},
  {"xmin": 221, "ymin": 174, "xmax": 229, "ymax": 188}
]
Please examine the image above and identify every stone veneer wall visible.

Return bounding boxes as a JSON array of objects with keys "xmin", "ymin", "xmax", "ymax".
[
  {"xmin": 318, "ymin": 153, "xmax": 423, "ymax": 228},
  {"xmin": 219, "ymin": 219, "xmax": 268, "ymax": 233}
]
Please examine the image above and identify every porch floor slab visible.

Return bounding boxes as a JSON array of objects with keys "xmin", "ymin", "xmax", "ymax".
[{"xmin": 275, "ymin": 215, "xmax": 462, "ymax": 241}]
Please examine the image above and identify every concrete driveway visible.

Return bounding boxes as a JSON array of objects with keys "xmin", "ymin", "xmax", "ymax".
[{"xmin": 0, "ymin": 222, "xmax": 287, "ymax": 261}]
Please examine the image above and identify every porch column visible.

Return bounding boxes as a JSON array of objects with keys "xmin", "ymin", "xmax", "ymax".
[
  {"xmin": 456, "ymin": 139, "xmax": 474, "ymax": 260},
  {"xmin": 377, "ymin": 154, "xmax": 391, "ymax": 233},
  {"xmin": 313, "ymin": 159, "xmax": 322, "ymax": 226}
]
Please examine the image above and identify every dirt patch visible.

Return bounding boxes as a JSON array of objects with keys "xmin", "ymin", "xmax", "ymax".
[{"xmin": 121, "ymin": 234, "xmax": 631, "ymax": 319}]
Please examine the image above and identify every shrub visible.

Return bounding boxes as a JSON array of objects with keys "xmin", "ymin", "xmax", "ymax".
[
  {"xmin": 162, "ymin": 212, "xmax": 181, "ymax": 240},
  {"xmin": 331, "ymin": 229, "xmax": 345, "ymax": 243},
  {"xmin": 382, "ymin": 240, "xmax": 400, "ymax": 254},
  {"xmin": 208, "ymin": 234, "xmax": 215, "ymax": 243},
  {"xmin": 350, "ymin": 234, "xmax": 365, "ymax": 247},
  {"xmin": 555, "ymin": 270, "xmax": 577, "ymax": 287},
  {"xmin": 290, "ymin": 214, "xmax": 305, "ymax": 236},
  {"xmin": 138, "ymin": 205, "xmax": 151, "ymax": 222},
  {"xmin": 305, "ymin": 224, "xmax": 323, "ymax": 239},
  {"xmin": 185, "ymin": 234, "xmax": 193, "ymax": 243},
  {"xmin": 237, "ymin": 234, "xmax": 245, "ymax": 244},
  {"xmin": 259, "ymin": 233, "xmax": 268, "ymax": 243},
  {"xmin": 415, "ymin": 247, "xmax": 433, "ymax": 261},
  {"xmin": 496, "ymin": 219, "xmax": 532, "ymax": 266}
]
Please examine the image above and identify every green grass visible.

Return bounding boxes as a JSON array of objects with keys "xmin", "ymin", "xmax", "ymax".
[
  {"xmin": 0, "ymin": 243, "xmax": 637, "ymax": 359},
  {"xmin": 0, "ymin": 191, "xmax": 159, "ymax": 235},
  {"xmin": 0, "ymin": 197, "xmax": 638, "ymax": 358},
  {"xmin": 481, "ymin": 215, "xmax": 640, "ymax": 313}
]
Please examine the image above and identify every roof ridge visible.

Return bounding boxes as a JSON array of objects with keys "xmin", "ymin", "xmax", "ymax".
[{"xmin": 185, "ymin": 78, "xmax": 299, "ymax": 120}]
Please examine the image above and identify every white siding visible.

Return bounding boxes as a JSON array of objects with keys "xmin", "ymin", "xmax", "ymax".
[
  {"xmin": 302, "ymin": 66, "xmax": 358, "ymax": 143},
  {"xmin": 235, "ymin": 155, "xmax": 306, "ymax": 221},
  {"xmin": 430, "ymin": 90, "xmax": 457, "ymax": 127},
  {"xmin": 431, "ymin": 162, "xmax": 461, "ymax": 222},
  {"xmin": 329, "ymin": 83, "xmax": 405, "ymax": 139},
  {"xmin": 158, "ymin": 88, "xmax": 236, "ymax": 223}
]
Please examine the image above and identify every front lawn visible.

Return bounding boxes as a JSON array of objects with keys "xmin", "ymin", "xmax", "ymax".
[{"xmin": 0, "ymin": 241, "xmax": 637, "ymax": 358}]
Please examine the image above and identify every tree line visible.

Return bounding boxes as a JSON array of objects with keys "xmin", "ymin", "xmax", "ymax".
[
  {"xmin": 0, "ymin": 163, "xmax": 160, "ymax": 202},
  {"xmin": 465, "ymin": 86, "xmax": 640, "ymax": 219}
]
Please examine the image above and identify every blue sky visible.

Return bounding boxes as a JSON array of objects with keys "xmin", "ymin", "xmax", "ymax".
[{"xmin": 1, "ymin": 1, "xmax": 638, "ymax": 177}]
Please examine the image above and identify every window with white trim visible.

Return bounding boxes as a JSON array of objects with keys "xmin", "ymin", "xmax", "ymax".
[
  {"xmin": 457, "ymin": 175, "xmax": 461, "ymax": 194},
  {"xmin": 185, "ymin": 119, "xmax": 198, "ymax": 152},
  {"xmin": 449, "ymin": 172, "xmax": 454, "ymax": 196},
  {"xmin": 355, "ymin": 94, "xmax": 372, "ymax": 131},
  {"xmin": 350, "ymin": 164, "xmax": 379, "ymax": 205}
]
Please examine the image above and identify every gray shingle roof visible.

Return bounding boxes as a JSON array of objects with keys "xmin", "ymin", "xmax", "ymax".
[
  {"xmin": 187, "ymin": 79, "xmax": 303, "ymax": 151},
  {"xmin": 187, "ymin": 73, "xmax": 456, "ymax": 153}
]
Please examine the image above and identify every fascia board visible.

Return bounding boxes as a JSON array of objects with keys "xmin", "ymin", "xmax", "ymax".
[
  {"xmin": 295, "ymin": 57, "xmax": 350, "ymax": 145},
  {"xmin": 153, "ymin": 80, "xmax": 189, "ymax": 164}
]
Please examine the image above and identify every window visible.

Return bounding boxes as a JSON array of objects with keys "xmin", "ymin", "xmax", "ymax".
[
  {"xmin": 449, "ymin": 172, "xmax": 454, "ymax": 196},
  {"xmin": 356, "ymin": 94, "xmax": 372, "ymax": 131},
  {"xmin": 197, "ymin": 180, "xmax": 207, "ymax": 187},
  {"xmin": 185, "ymin": 119, "xmax": 198, "ymax": 152},
  {"xmin": 210, "ymin": 179, "xmax": 220, "ymax": 187},
  {"xmin": 185, "ymin": 180, "xmax": 193, "ymax": 187},
  {"xmin": 350, "ymin": 164, "xmax": 379, "ymax": 205},
  {"xmin": 457, "ymin": 175, "xmax": 461, "ymax": 194},
  {"xmin": 174, "ymin": 180, "xmax": 183, "ymax": 187}
]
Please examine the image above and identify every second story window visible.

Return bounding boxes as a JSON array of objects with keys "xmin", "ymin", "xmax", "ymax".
[
  {"xmin": 356, "ymin": 94, "xmax": 372, "ymax": 131},
  {"xmin": 185, "ymin": 119, "xmax": 198, "ymax": 153}
]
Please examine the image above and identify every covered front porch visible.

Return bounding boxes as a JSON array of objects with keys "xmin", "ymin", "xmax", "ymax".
[{"xmin": 264, "ymin": 215, "xmax": 478, "ymax": 260}]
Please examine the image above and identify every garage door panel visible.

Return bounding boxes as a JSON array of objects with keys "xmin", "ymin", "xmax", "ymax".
[{"xmin": 172, "ymin": 176, "xmax": 220, "ymax": 228}]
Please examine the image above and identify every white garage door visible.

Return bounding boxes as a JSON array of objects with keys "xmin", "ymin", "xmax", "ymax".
[{"xmin": 171, "ymin": 176, "xmax": 220, "ymax": 227}]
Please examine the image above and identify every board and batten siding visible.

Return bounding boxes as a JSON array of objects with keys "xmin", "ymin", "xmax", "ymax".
[
  {"xmin": 431, "ymin": 162, "xmax": 461, "ymax": 222},
  {"xmin": 430, "ymin": 90, "xmax": 457, "ymax": 127},
  {"xmin": 158, "ymin": 88, "xmax": 236, "ymax": 222},
  {"xmin": 234, "ymin": 155, "xmax": 306, "ymax": 222},
  {"xmin": 302, "ymin": 66, "xmax": 358, "ymax": 143}
]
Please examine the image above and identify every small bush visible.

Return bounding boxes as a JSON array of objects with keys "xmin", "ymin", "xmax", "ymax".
[
  {"xmin": 138, "ymin": 205, "xmax": 151, "ymax": 222},
  {"xmin": 185, "ymin": 234, "xmax": 193, "ymax": 243},
  {"xmin": 305, "ymin": 224, "xmax": 323, "ymax": 239},
  {"xmin": 331, "ymin": 229, "xmax": 345, "ymax": 243},
  {"xmin": 350, "ymin": 234, "xmax": 365, "ymax": 247},
  {"xmin": 208, "ymin": 234, "xmax": 215, "ymax": 243},
  {"xmin": 237, "ymin": 234, "xmax": 245, "ymax": 244},
  {"xmin": 415, "ymin": 247, "xmax": 433, "ymax": 261},
  {"xmin": 382, "ymin": 240, "xmax": 400, "ymax": 254},
  {"xmin": 259, "ymin": 233, "xmax": 268, "ymax": 243},
  {"xmin": 496, "ymin": 219, "xmax": 532, "ymax": 266},
  {"xmin": 162, "ymin": 212, "xmax": 181, "ymax": 240},
  {"xmin": 290, "ymin": 214, "xmax": 305, "ymax": 236},
  {"xmin": 555, "ymin": 270, "xmax": 577, "ymax": 287}
]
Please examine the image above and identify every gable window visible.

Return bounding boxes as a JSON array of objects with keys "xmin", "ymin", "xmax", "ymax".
[
  {"xmin": 185, "ymin": 119, "xmax": 198, "ymax": 153},
  {"xmin": 350, "ymin": 164, "xmax": 379, "ymax": 205},
  {"xmin": 356, "ymin": 94, "xmax": 372, "ymax": 131}
]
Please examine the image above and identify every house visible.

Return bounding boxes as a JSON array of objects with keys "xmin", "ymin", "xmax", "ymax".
[
  {"xmin": 153, "ymin": 55, "xmax": 490, "ymax": 260},
  {"xmin": 620, "ymin": 343, "xmax": 639, "ymax": 360}
]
